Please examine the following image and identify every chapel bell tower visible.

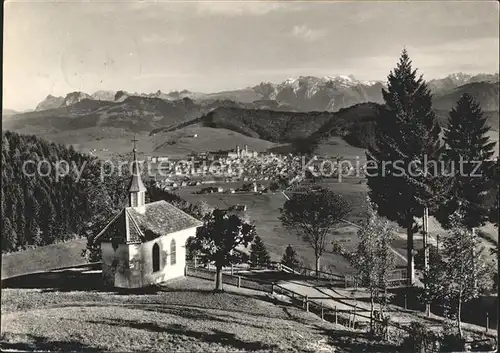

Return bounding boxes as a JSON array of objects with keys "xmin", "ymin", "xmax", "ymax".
[{"xmin": 128, "ymin": 137, "xmax": 146, "ymax": 212}]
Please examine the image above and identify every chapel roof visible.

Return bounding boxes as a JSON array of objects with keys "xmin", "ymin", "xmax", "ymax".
[{"xmin": 93, "ymin": 200, "xmax": 202, "ymax": 244}]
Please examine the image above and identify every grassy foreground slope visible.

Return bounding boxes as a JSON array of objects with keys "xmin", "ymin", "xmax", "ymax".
[
  {"xmin": 1, "ymin": 277, "xmax": 397, "ymax": 352},
  {"xmin": 1, "ymin": 239, "xmax": 87, "ymax": 280}
]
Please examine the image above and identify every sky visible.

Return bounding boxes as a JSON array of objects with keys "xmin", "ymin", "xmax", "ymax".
[{"xmin": 3, "ymin": 0, "xmax": 499, "ymax": 111}]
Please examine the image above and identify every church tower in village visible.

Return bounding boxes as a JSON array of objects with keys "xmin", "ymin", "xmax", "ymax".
[{"xmin": 128, "ymin": 137, "xmax": 146, "ymax": 212}]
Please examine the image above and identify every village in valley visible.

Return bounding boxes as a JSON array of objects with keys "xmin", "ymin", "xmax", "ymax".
[{"xmin": 2, "ymin": 1, "xmax": 499, "ymax": 352}]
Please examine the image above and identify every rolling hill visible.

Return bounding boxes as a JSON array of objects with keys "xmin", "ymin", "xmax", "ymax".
[
  {"xmin": 4, "ymin": 97, "xmax": 214, "ymax": 135},
  {"xmin": 150, "ymin": 125, "xmax": 278, "ymax": 156},
  {"xmin": 433, "ymin": 81, "xmax": 499, "ymax": 112},
  {"xmin": 192, "ymin": 102, "xmax": 383, "ymax": 144},
  {"xmin": 2, "ymin": 109, "xmax": 19, "ymax": 118}
]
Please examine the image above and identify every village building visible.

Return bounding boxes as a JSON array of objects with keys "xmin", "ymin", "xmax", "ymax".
[{"xmin": 93, "ymin": 143, "xmax": 202, "ymax": 288}]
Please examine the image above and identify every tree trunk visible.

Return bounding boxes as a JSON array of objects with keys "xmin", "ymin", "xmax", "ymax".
[
  {"xmin": 370, "ymin": 293, "xmax": 374, "ymax": 334},
  {"xmin": 383, "ymin": 286, "xmax": 389, "ymax": 341},
  {"xmin": 215, "ymin": 265, "xmax": 224, "ymax": 292},
  {"xmin": 407, "ymin": 217, "xmax": 415, "ymax": 285},
  {"xmin": 457, "ymin": 294, "xmax": 463, "ymax": 339},
  {"xmin": 471, "ymin": 228, "xmax": 477, "ymax": 290},
  {"xmin": 315, "ymin": 256, "xmax": 321, "ymax": 279},
  {"xmin": 423, "ymin": 207, "xmax": 429, "ymax": 272}
]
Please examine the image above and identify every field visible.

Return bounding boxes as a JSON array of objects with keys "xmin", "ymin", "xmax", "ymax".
[
  {"xmin": 179, "ymin": 180, "xmax": 412, "ymax": 274},
  {"xmin": 1, "ymin": 275, "xmax": 399, "ymax": 352},
  {"xmin": 10, "ymin": 125, "xmax": 280, "ymax": 160},
  {"xmin": 150, "ymin": 125, "xmax": 279, "ymax": 156},
  {"xmin": 179, "ymin": 177, "xmax": 498, "ymax": 275}
]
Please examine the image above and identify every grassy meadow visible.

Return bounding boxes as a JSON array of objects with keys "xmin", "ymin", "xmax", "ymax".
[
  {"xmin": 179, "ymin": 180, "xmax": 411, "ymax": 274},
  {"xmin": 1, "ymin": 276, "xmax": 399, "ymax": 352}
]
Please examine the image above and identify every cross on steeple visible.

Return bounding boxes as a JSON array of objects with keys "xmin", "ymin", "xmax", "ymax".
[{"xmin": 132, "ymin": 136, "xmax": 138, "ymax": 154}]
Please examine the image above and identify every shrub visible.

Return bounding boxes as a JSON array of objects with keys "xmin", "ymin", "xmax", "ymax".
[
  {"xmin": 439, "ymin": 322, "xmax": 465, "ymax": 352},
  {"xmin": 373, "ymin": 312, "xmax": 391, "ymax": 341},
  {"xmin": 439, "ymin": 334, "xmax": 465, "ymax": 352},
  {"xmin": 400, "ymin": 321, "xmax": 440, "ymax": 353}
]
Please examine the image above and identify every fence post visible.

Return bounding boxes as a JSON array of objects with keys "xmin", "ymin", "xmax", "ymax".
[
  {"xmin": 486, "ymin": 312, "xmax": 489, "ymax": 333},
  {"xmin": 321, "ymin": 303, "xmax": 324, "ymax": 321},
  {"xmin": 237, "ymin": 276, "xmax": 241, "ymax": 288},
  {"xmin": 335, "ymin": 306, "xmax": 338, "ymax": 325},
  {"xmin": 271, "ymin": 283, "xmax": 275, "ymax": 294},
  {"xmin": 184, "ymin": 265, "xmax": 187, "ymax": 276},
  {"xmin": 404, "ymin": 294, "xmax": 407, "ymax": 310},
  {"xmin": 306, "ymin": 296, "xmax": 309, "ymax": 312},
  {"xmin": 352, "ymin": 304, "xmax": 358, "ymax": 329}
]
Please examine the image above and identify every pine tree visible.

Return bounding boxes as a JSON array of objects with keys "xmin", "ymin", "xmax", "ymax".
[
  {"xmin": 2, "ymin": 218, "xmax": 17, "ymax": 252},
  {"xmin": 250, "ymin": 235, "xmax": 271, "ymax": 268},
  {"xmin": 436, "ymin": 93, "xmax": 497, "ymax": 229},
  {"xmin": 366, "ymin": 49, "xmax": 446, "ymax": 284},
  {"xmin": 281, "ymin": 244, "xmax": 301, "ymax": 270}
]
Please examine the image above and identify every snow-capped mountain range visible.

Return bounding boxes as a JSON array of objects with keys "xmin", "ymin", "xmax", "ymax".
[
  {"xmin": 427, "ymin": 73, "xmax": 499, "ymax": 94},
  {"xmin": 252, "ymin": 75, "xmax": 386, "ymax": 111},
  {"xmin": 31, "ymin": 72, "xmax": 498, "ymax": 113}
]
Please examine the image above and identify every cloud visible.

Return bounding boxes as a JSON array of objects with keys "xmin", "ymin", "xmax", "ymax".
[
  {"xmin": 141, "ymin": 33, "xmax": 185, "ymax": 44},
  {"xmin": 195, "ymin": 1, "xmax": 301, "ymax": 16},
  {"xmin": 291, "ymin": 25, "xmax": 326, "ymax": 41}
]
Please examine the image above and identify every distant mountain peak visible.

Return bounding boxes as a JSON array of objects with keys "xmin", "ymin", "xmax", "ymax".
[
  {"xmin": 36, "ymin": 95, "xmax": 65, "ymax": 111},
  {"xmin": 61, "ymin": 91, "xmax": 92, "ymax": 107},
  {"xmin": 91, "ymin": 90, "xmax": 116, "ymax": 101},
  {"xmin": 428, "ymin": 72, "xmax": 499, "ymax": 95}
]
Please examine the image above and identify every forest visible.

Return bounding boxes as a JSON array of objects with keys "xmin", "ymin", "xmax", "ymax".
[{"xmin": 1, "ymin": 131, "xmax": 129, "ymax": 253}]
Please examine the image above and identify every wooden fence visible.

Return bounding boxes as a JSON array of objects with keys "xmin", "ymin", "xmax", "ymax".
[
  {"xmin": 185, "ymin": 264, "xmax": 496, "ymax": 345},
  {"xmin": 344, "ymin": 268, "xmax": 408, "ymax": 289},
  {"xmin": 185, "ymin": 265, "xmax": 274, "ymax": 293},
  {"xmin": 271, "ymin": 262, "xmax": 408, "ymax": 289},
  {"xmin": 185, "ymin": 264, "xmax": 407, "ymax": 335}
]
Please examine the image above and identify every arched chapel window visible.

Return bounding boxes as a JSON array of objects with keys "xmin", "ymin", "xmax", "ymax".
[{"xmin": 152, "ymin": 243, "xmax": 160, "ymax": 272}]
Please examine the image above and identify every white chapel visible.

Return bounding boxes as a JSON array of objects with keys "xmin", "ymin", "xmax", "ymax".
[{"xmin": 93, "ymin": 143, "xmax": 202, "ymax": 288}]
